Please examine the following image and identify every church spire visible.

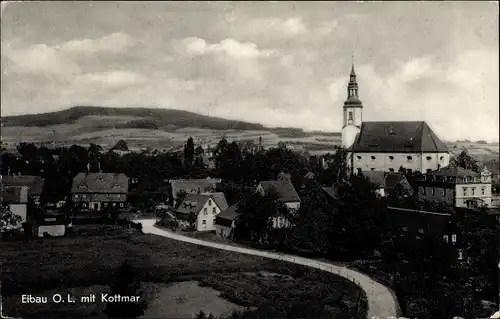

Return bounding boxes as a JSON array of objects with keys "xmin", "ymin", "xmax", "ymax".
[{"xmin": 345, "ymin": 61, "xmax": 361, "ymax": 104}]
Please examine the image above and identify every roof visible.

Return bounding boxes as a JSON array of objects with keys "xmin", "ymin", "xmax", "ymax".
[
  {"xmin": 1, "ymin": 175, "xmax": 45, "ymax": 195},
  {"xmin": 0, "ymin": 186, "xmax": 29, "ymax": 204},
  {"xmin": 258, "ymin": 180, "xmax": 301, "ymax": 202},
  {"xmin": 216, "ymin": 204, "xmax": 240, "ymax": 221},
  {"xmin": 362, "ymin": 171, "xmax": 386, "ymax": 188},
  {"xmin": 483, "ymin": 159, "xmax": 499, "ymax": 174},
  {"xmin": 171, "ymin": 179, "xmax": 218, "ymax": 197},
  {"xmin": 322, "ymin": 186, "xmax": 338, "ymax": 200},
  {"xmin": 427, "ymin": 165, "xmax": 479, "ymax": 178},
  {"xmin": 71, "ymin": 173, "xmax": 129, "ymax": 194},
  {"xmin": 210, "ymin": 192, "xmax": 228, "ymax": 211},
  {"xmin": 351, "ymin": 121, "xmax": 448, "ymax": 153},
  {"xmin": 176, "ymin": 194, "xmax": 211, "ymax": 216},
  {"xmin": 385, "ymin": 172, "xmax": 413, "ymax": 194}
]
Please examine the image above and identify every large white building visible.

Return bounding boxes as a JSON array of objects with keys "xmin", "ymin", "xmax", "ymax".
[{"xmin": 340, "ymin": 64, "xmax": 450, "ymax": 174}]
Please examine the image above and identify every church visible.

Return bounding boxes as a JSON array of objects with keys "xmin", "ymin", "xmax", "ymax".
[{"xmin": 341, "ymin": 64, "xmax": 450, "ymax": 175}]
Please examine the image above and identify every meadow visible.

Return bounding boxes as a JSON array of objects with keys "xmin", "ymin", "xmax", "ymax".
[{"xmin": 0, "ymin": 225, "xmax": 365, "ymax": 319}]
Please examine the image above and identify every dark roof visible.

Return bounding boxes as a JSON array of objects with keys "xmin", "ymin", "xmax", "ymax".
[
  {"xmin": 385, "ymin": 172, "xmax": 413, "ymax": 195},
  {"xmin": 176, "ymin": 194, "xmax": 211, "ymax": 216},
  {"xmin": 171, "ymin": 179, "xmax": 218, "ymax": 197},
  {"xmin": 1, "ymin": 175, "xmax": 45, "ymax": 195},
  {"xmin": 211, "ymin": 192, "xmax": 228, "ymax": 211},
  {"xmin": 427, "ymin": 165, "xmax": 479, "ymax": 178},
  {"xmin": 322, "ymin": 186, "xmax": 338, "ymax": 200},
  {"xmin": 0, "ymin": 186, "xmax": 29, "ymax": 204},
  {"xmin": 483, "ymin": 159, "xmax": 499, "ymax": 174},
  {"xmin": 258, "ymin": 180, "xmax": 301, "ymax": 202},
  {"xmin": 362, "ymin": 171, "xmax": 386, "ymax": 188},
  {"xmin": 216, "ymin": 204, "xmax": 240, "ymax": 222},
  {"xmin": 71, "ymin": 173, "xmax": 129, "ymax": 194},
  {"xmin": 351, "ymin": 121, "xmax": 448, "ymax": 153}
]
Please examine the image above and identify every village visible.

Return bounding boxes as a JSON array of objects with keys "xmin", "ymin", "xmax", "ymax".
[{"xmin": 1, "ymin": 64, "xmax": 500, "ymax": 319}]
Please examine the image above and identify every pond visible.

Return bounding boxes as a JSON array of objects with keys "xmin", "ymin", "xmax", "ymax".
[{"xmin": 141, "ymin": 281, "xmax": 245, "ymax": 319}]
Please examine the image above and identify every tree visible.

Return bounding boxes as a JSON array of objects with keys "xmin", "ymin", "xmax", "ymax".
[
  {"xmin": 103, "ymin": 260, "xmax": 148, "ymax": 319},
  {"xmin": 1, "ymin": 206, "xmax": 22, "ymax": 230},
  {"xmin": 111, "ymin": 140, "xmax": 129, "ymax": 151},
  {"xmin": 184, "ymin": 137, "xmax": 195, "ymax": 171},
  {"xmin": 453, "ymin": 149, "xmax": 480, "ymax": 172}
]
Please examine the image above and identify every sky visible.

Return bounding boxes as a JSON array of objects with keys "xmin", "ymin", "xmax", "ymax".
[{"xmin": 1, "ymin": 1, "xmax": 499, "ymax": 142}]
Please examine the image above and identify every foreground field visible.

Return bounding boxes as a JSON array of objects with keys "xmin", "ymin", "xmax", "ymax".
[{"xmin": 0, "ymin": 225, "xmax": 366, "ymax": 319}]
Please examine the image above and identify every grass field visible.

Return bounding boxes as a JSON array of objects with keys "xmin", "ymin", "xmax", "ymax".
[{"xmin": 0, "ymin": 225, "xmax": 366, "ymax": 319}]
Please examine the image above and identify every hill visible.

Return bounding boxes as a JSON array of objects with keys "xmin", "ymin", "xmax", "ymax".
[{"xmin": 1, "ymin": 106, "xmax": 266, "ymax": 131}]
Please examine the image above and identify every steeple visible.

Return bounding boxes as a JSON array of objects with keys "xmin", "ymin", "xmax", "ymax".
[{"xmin": 344, "ymin": 61, "xmax": 362, "ymax": 108}]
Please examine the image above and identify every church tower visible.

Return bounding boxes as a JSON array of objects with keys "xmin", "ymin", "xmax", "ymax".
[{"xmin": 341, "ymin": 63, "xmax": 363, "ymax": 149}]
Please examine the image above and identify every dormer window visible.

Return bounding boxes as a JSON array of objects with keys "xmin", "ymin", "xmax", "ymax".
[
  {"xmin": 426, "ymin": 156, "xmax": 432, "ymax": 160},
  {"xmin": 208, "ymin": 199, "xmax": 212, "ymax": 206},
  {"xmin": 357, "ymin": 156, "xmax": 362, "ymax": 160},
  {"xmin": 389, "ymin": 156, "xmax": 394, "ymax": 160},
  {"xmin": 407, "ymin": 156, "xmax": 413, "ymax": 160},
  {"xmin": 371, "ymin": 156, "xmax": 376, "ymax": 160},
  {"xmin": 348, "ymin": 112, "xmax": 353, "ymax": 121}
]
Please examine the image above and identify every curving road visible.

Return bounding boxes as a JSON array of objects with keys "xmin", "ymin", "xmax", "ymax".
[{"xmin": 137, "ymin": 219, "xmax": 399, "ymax": 319}]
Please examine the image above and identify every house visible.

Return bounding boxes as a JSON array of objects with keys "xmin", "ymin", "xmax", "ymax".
[
  {"xmin": 417, "ymin": 165, "xmax": 493, "ymax": 209},
  {"xmin": 170, "ymin": 178, "xmax": 221, "ymax": 206},
  {"xmin": 71, "ymin": 173, "xmax": 129, "ymax": 211},
  {"xmin": 340, "ymin": 63, "xmax": 450, "ymax": 174},
  {"xmin": 1, "ymin": 174, "xmax": 45, "ymax": 205},
  {"xmin": 37, "ymin": 212, "xmax": 68, "ymax": 238},
  {"xmin": 483, "ymin": 159, "xmax": 499, "ymax": 182},
  {"xmin": 0, "ymin": 186, "xmax": 29, "ymax": 229},
  {"xmin": 256, "ymin": 180, "xmax": 301, "ymax": 228},
  {"xmin": 362, "ymin": 171, "xmax": 414, "ymax": 197},
  {"xmin": 175, "ymin": 193, "xmax": 227, "ymax": 231},
  {"xmin": 215, "ymin": 204, "xmax": 240, "ymax": 239}
]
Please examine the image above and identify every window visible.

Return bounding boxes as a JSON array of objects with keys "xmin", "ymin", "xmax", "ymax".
[
  {"xmin": 103, "ymin": 203, "xmax": 108, "ymax": 207},
  {"xmin": 451, "ymin": 234, "xmax": 457, "ymax": 243},
  {"xmin": 371, "ymin": 156, "xmax": 376, "ymax": 160},
  {"xmin": 74, "ymin": 203, "xmax": 78, "ymax": 207},
  {"xmin": 463, "ymin": 187, "xmax": 467, "ymax": 196},
  {"xmin": 440, "ymin": 156, "xmax": 444, "ymax": 161},
  {"xmin": 371, "ymin": 168, "xmax": 375, "ymax": 171},
  {"xmin": 208, "ymin": 199, "xmax": 212, "ymax": 206},
  {"xmin": 202, "ymin": 220, "xmax": 206, "ymax": 225},
  {"xmin": 348, "ymin": 112, "xmax": 353, "ymax": 120},
  {"xmin": 83, "ymin": 203, "xmax": 87, "ymax": 207},
  {"xmin": 458, "ymin": 249, "xmax": 463, "ymax": 260},
  {"xmin": 443, "ymin": 235, "xmax": 449, "ymax": 243},
  {"xmin": 75, "ymin": 194, "xmax": 79, "ymax": 198},
  {"xmin": 204, "ymin": 208, "xmax": 208, "ymax": 215},
  {"xmin": 389, "ymin": 168, "xmax": 394, "ymax": 172},
  {"xmin": 441, "ymin": 189, "xmax": 446, "ymax": 197},
  {"xmin": 119, "ymin": 203, "xmax": 124, "ymax": 207},
  {"xmin": 112, "ymin": 203, "xmax": 116, "ymax": 206},
  {"xmin": 431, "ymin": 188, "xmax": 435, "ymax": 196},
  {"xmin": 426, "ymin": 156, "xmax": 432, "ymax": 160},
  {"xmin": 481, "ymin": 188, "xmax": 485, "ymax": 195},
  {"xmin": 117, "ymin": 194, "xmax": 121, "ymax": 198},
  {"xmin": 357, "ymin": 156, "xmax": 362, "ymax": 160},
  {"xmin": 389, "ymin": 156, "xmax": 394, "ymax": 160},
  {"xmin": 212, "ymin": 207, "xmax": 216, "ymax": 214},
  {"xmin": 421, "ymin": 187, "xmax": 426, "ymax": 195},
  {"xmin": 407, "ymin": 156, "xmax": 412, "ymax": 160}
]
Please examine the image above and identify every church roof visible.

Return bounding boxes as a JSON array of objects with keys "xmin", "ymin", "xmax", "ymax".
[{"xmin": 351, "ymin": 121, "xmax": 448, "ymax": 153}]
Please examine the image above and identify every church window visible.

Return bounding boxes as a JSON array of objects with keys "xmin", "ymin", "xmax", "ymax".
[
  {"xmin": 389, "ymin": 156, "xmax": 394, "ymax": 160},
  {"xmin": 357, "ymin": 156, "xmax": 362, "ymax": 160},
  {"xmin": 471, "ymin": 188, "xmax": 475, "ymax": 196},
  {"xmin": 426, "ymin": 156, "xmax": 432, "ymax": 160},
  {"xmin": 348, "ymin": 112, "xmax": 353, "ymax": 120},
  {"xmin": 407, "ymin": 156, "xmax": 413, "ymax": 160},
  {"xmin": 371, "ymin": 156, "xmax": 376, "ymax": 160}
]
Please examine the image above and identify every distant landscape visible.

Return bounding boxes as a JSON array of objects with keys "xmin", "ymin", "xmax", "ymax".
[{"xmin": 1, "ymin": 106, "xmax": 498, "ymax": 162}]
